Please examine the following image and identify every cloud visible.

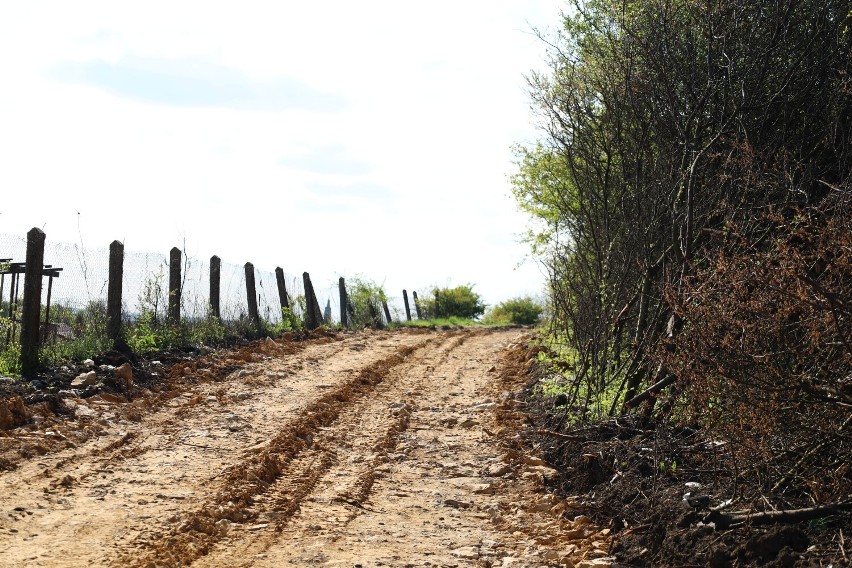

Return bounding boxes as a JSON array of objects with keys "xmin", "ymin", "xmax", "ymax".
[
  {"xmin": 304, "ymin": 181, "xmax": 396, "ymax": 202},
  {"xmin": 50, "ymin": 56, "xmax": 347, "ymax": 113},
  {"xmin": 279, "ymin": 143, "xmax": 373, "ymax": 176}
]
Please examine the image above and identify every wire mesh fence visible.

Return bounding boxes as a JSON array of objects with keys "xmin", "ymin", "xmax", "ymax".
[{"xmin": 1, "ymin": 231, "xmax": 415, "ymax": 367}]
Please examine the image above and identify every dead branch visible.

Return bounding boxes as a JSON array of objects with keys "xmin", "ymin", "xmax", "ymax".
[{"xmin": 704, "ymin": 502, "xmax": 852, "ymax": 529}]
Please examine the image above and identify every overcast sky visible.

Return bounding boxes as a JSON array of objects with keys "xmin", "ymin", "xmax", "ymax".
[{"xmin": 0, "ymin": 1, "xmax": 560, "ymax": 308}]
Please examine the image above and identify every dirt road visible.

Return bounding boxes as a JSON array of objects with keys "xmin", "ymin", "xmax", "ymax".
[{"xmin": 0, "ymin": 328, "xmax": 611, "ymax": 567}]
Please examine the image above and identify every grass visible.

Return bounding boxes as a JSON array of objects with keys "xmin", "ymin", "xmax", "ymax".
[{"xmin": 396, "ymin": 317, "xmax": 487, "ymax": 328}]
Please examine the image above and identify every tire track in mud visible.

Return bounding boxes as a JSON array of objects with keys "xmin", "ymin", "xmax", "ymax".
[
  {"xmin": 122, "ymin": 332, "xmax": 456, "ymax": 567},
  {"xmin": 187, "ymin": 330, "xmax": 479, "ymax": 567},
  {"xmin": 0, "ymin": 330, "xmax": 430, "ymax": 568},
  {"xmin": 1, "ymin": 328, "xmax": 606, "ymax": 567}
]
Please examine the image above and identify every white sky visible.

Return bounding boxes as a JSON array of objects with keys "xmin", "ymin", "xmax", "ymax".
[{"xmin": 0, "ymin": 1, "xmax": 559, "ymax": 309}]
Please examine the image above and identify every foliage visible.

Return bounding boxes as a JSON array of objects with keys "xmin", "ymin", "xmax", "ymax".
[
  {"xmin": 346, "ymin": 277, "xmax": 389, "ymax": 328},
  {"xmin": 660, "ymin": 193, "xmax": 852, "ymax": 499},
  {"xmin": 39, "ymin": 301, "xmax": 112, "ymax": 367},
  {"xmin": 399, "ymin": 316, "xmax": 485, "ymax": 328},
  {"xmin": 417, "ymin": 285, "xmax": 486, "ymax": 320},
  {"xmin": 516, "ymin": 0, "xmax": 852, "ymax": 507},
  {"xmin": 272, "ymin": 306, "xmax": 303, "ymax": 334},
  {"xmin": 0, "ymin": 338, "xmax": 20, "ymax": 377},
  {"xmin": 517, "ymin": 0, "xmax": 852, "ymax": 417},
  {"xmin": 483, "ymin": 296, "xmax": 544, "ymax": 325}
]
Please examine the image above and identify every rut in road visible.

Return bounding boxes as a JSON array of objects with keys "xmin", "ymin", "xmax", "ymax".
[
  {"xmin": 0, "ymin": 328, "xmax": 612, "ymax": 567},
  {"xmin": 0, "ymin": 329, "xmax": 433, "ymax": 567},
  {"xmin": 126, "ymin": 331, "xmax": 452, "ymax": 566}
]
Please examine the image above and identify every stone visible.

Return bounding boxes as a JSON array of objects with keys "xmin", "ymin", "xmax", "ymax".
[
  {"xmin": 114, "ymin": 363, "xmax": 133, "ymax": 391},
  {"xmin": 74, "ymin": 405, "xmax": 96, "ymax": 417},
  {"xmin": 83, "ymin": 359, "xmax": 95, "ymax": 368},
  {"xmin": 0, "ymin": 377, "xmax": 15, "ymax": 384},
  {"xmin": 576, "ymin": 558, "xmax": 612, "ymax": 568},
  {"xmin": 0, "ymin": 396, "xmax": 31, "ymax": 429},
  {"xmin": 524, "ymin": 455, "xmax": 547, "ymax": 467},
  {"xmin": 470, "ymin": 401, "xmax": 496, "ymax": 412},
  {"xmin": 485, "ymin": 463, "xmax": 512, "ymax": 477},
  {"xmin": 450, "ymin": 546, "xmax": 480, "ymax": 560},
  {"xmin": 71, "ymin": 371, "xmax": 98, "ymax": 388}
]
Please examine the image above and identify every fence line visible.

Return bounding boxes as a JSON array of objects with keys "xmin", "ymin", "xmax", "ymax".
[{"xmin": 1, "ymin": 230, "xmax": 425, "ymax": 375}]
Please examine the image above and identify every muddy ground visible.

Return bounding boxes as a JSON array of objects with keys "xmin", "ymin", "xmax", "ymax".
[
  {"xmin": 523, "ymin": 372, "xmax": 851, "ymax": 568},
  {"xmin": 0, "ymin": 327, "xmax": 613, "ymax": 567}
]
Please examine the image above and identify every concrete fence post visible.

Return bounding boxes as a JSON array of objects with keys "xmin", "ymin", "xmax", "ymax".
[
  {"xmin": 210, "ymin": 255, "xmax": 221, "ymax": 320},
  {"xmin": 275, "ymin": 267, "xmax": 290, "ymax": 314},
  {"xmin": 382, "ymin": 300, "xmax": 392, "ymax": 326},
  {"xmin": 402, "ymin": 289, "xmax": 412, "ymax": 321},
  {"xmin": 244, "ymin": 262, "xmax": 260, "ymax": 329},
  {"xmin": 107, "ymin": 240, "xmax": 124, "ymax": 342},
  {"xmin": 339, "ymin": 277, "xmax": 348, "ymax": 328},
  {"xmin": 412, "ymin": 291, "xmax": 423, "ymax": 320},
  {"xmin": 302, "ymin": 272, "xmax": 323, "ymax": 330},
  {"xmin": 168, "ymin": 247, "xmax": 181, "ymax": 324},
  {"xmin": 20, "ymin": 228, "xmax": 45, "ymax": 376}
]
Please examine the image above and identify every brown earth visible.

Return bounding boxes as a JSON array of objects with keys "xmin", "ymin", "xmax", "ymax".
[{"xmin": 0, "ymin": 327, "xmax": 612, "ymax": 567}]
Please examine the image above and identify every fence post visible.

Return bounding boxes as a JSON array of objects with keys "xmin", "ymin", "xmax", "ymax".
[
  {"xmin": 275, "ymin": 267, "xmax": 290, "ymax": 316},
  {"xmin": 168, "ymin": 247, "xmax": 181, "ymax": 324},
  {"xmin": 412, "ymin": 291, "xmax": 423, "ymax": 319},
  {"xmin": 402, "ymin": 289, "xmax": 412, "ymax": 321},
  {"xmin": 244, "ymin": 262, "xmax": 260, "ymax": 330},
  {"xmin": 302, "ymin": 272, "xmax": 323, "ymax": 330},
  {"xmin": 382, "ymin": 300, "xmax": 392, "ymax": 326},
  {"xmin": 19, "ymin": 228, "xmax": 45, "ymax": 376},
  {"xmin": 107, "ymin": 240, "xmax": 124, "ymax": 343},
  {"xmin": 339, "ymin": 277, "xmax": 348, "ymax": 328},
  {"xmin": 210, "ymin": 255, "xmax": 221, "ymax": 320}
]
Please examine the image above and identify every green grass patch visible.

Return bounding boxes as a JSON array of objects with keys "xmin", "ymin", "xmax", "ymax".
[{"xmin": 396, "ymin": 317, "xmax": 486, "ymax": 328}]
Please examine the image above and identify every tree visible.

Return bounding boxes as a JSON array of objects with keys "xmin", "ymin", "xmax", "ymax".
[{"xmin": 516, "ymin": 0, "xmax": 851, "ymax": 417}]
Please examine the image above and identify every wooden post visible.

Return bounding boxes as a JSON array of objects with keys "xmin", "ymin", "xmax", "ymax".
[
  {"xmin": 244, "ymin": 262, "xmax": 260, "ymax": 329},
  {"xmin": 19, "ymin": 228, "xmax": 45, "ymax": 376},
  {"xmin": 210, "ymin": 255, "xmax": 221, "ymax": 320},
  {"xmin": 302, "ymin": 272, "xmax": 323, "ymax": 330},
  {"xmin": 382, "ymin": 300, "xmax": 392, "ymax": 326},
  {"xmin": 107, "ymin": 240, "xmax": 124, "ymax": 342},
  {"xmin": 338, "ymin": 277, "xmax": 348, "ymax": 328},
  {"xmin": 275, "ymin": 267, "xmax": 290, "ymax": 315},
  {"xmin": 435, "ymin": 290, "xmax": 440, "ymax": 319},
  {"xmin": 412, "ymin": 291, "xmax": 422, "ymax": 319},
  {"xmin": 402, "ymin": 289, "xmax": 412, "ymax": 321},
  {"xmin": 168, "ymin": 247, "xmax": 181, "ymax": 324}
]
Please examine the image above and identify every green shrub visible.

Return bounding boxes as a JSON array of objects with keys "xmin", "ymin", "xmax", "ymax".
[
  {"xmin": 484, "ymin": 296, "xmax": 544, "ymax": 325},
  {"xmin": 347, "ymin": 277, "xmax": 389, "ymax": 328},
  {"xmin": 419, "ymin": 284, "xmax": 485, "ymax": 320}
]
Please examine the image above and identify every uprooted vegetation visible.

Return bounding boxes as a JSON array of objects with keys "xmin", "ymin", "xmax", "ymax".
[{"xmin": 515, "ymin": 0, "xmax": 851, "ymax": 565}]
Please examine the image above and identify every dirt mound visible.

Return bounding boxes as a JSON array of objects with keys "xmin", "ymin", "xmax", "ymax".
[{"xmin": 522, "ymin": 375, "xmax": 851, "ymax": 567}]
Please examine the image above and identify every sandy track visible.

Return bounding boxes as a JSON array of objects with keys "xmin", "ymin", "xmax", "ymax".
[{"xmin": 0, "ymin": 328, "xmax": 611, "ymax": 567}]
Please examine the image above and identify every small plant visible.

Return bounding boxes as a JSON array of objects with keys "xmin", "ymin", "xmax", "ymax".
[
  {"xmin": 483, "ymin": 296, "xmax": 544, "ymax": 325},
  {"xmin": 265, "ymin": 306, "xmax": 302, "ymax": 336},
  {"xmin": 0, "ymin": 339, "xmax": 21, "ymax": 377},
  {"xmin": 347, "ymin": 277, "xmax": 389, "ymax": 328}
]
